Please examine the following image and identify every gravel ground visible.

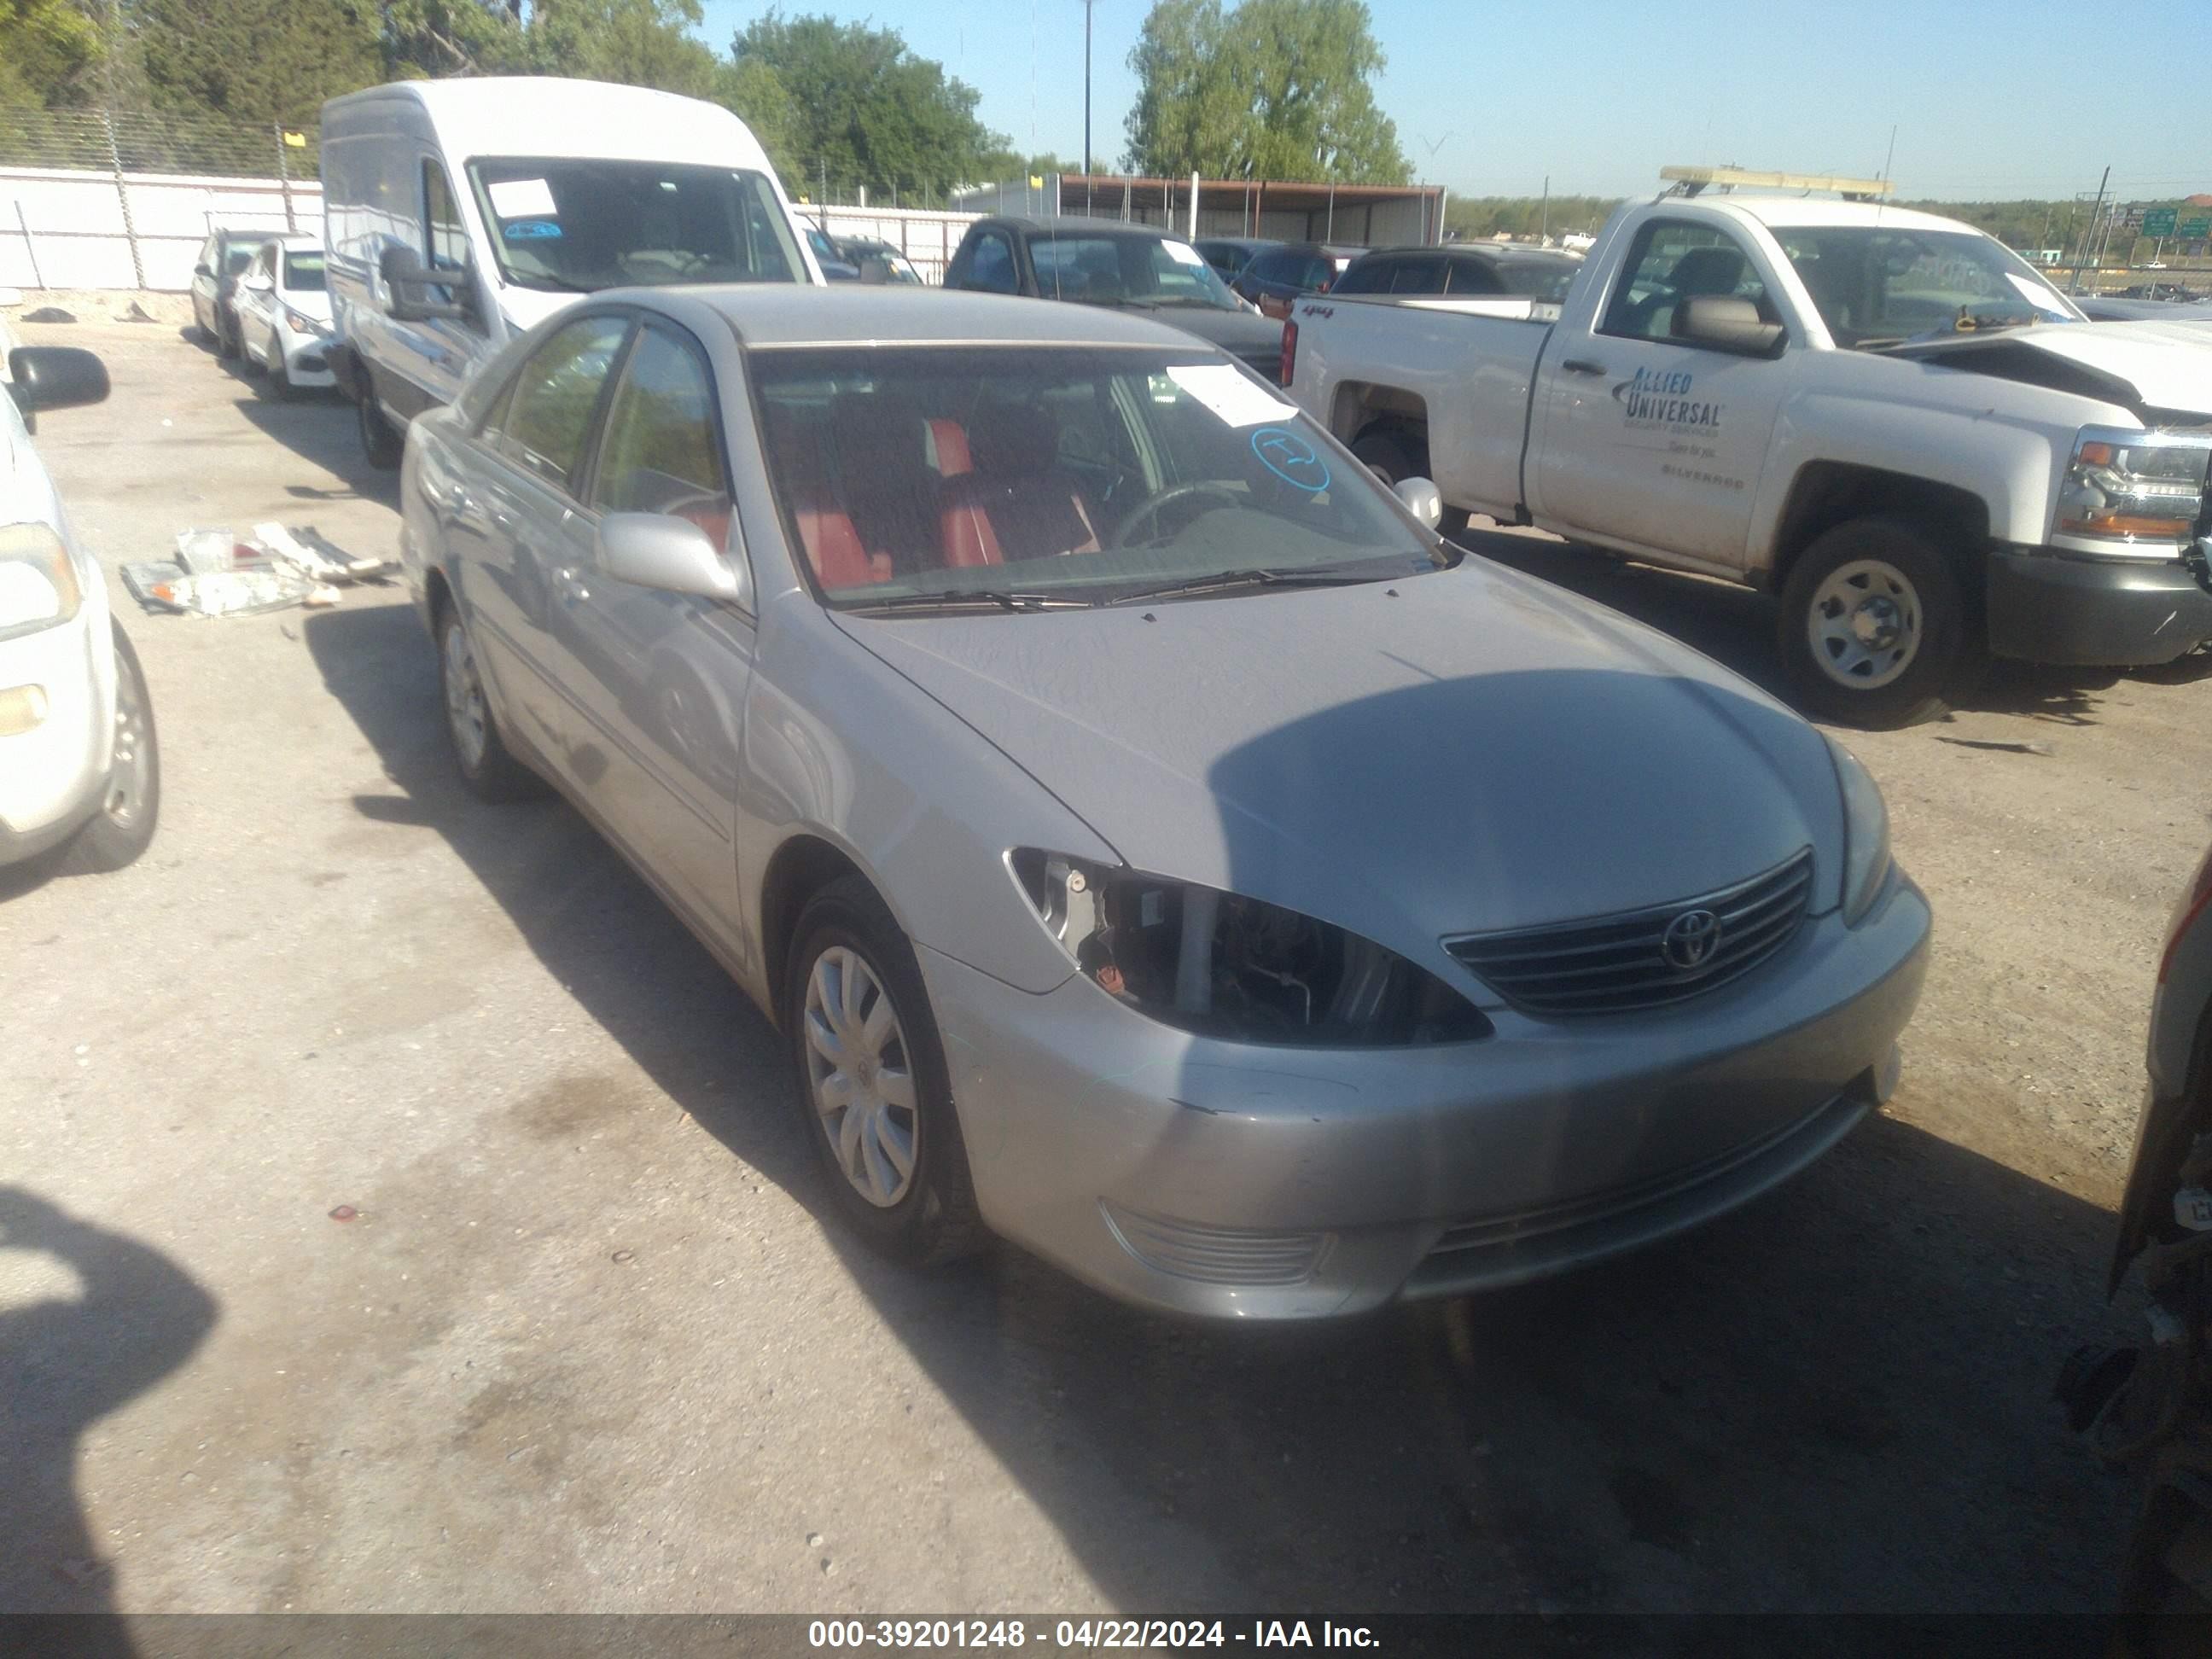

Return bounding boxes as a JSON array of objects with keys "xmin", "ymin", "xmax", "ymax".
[{"xmin": 4, "ymin": 321, "xmax": 2206, "ymax": 1621}]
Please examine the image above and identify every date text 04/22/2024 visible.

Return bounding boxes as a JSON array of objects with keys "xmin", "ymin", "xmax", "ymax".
[{"xmin": 806, "ymin": 1621, "xmax": 1382, "ymax": 1650}]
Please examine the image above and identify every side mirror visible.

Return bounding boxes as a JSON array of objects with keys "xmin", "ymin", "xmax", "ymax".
[
  {"xmin": 1394, "ymin": 475, "xmax": 1443, "ymax": 530},
  {"xmin": 381, "ymin": 245, "xmax": 472, "ymax": 323},
  {"xmin": 1674, "ymin": 294, "xmax": 1785, "ymax": 357},
  {"xmin": 8, "ymin": 346, "xmax": 110, "ymax": 416},
  {"xmin": 858, "ymin": 257, "xmax": 892, "ymax": 285},
  {"xmin": 194, "ymin": 261, "xmax": 212, "ymax": 278},
  {"xmin": 599, "ymin": 511, "xmax": 747, "ymax": 605}
]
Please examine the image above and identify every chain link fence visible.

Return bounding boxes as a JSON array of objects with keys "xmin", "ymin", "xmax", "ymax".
[{"xmin": 0, "ymin": 106, "xmax": 319, "ymax": 183}]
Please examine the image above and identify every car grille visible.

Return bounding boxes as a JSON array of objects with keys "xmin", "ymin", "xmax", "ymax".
[{"xmin": 1443, "ymin": 849, "xmax": 1815, "ymax": 1016}]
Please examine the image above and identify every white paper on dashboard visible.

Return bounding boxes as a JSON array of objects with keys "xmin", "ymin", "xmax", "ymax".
[
  {"xmin": 488, "ymin": 178, "xmax": 558, "ymax": 219},
  {"xmin": 1161, "ymin": 239, "xmax": 1208, "ymax": 267},
  {"xmin": 1166, "ymin": 364, "xmax": 1295, "ymax": 428}
]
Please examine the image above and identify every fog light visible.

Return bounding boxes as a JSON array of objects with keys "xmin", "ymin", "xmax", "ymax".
[
  {"xmin": 0, "ymin": 683, "xmax": 50, "ymax": 736},
  {"xmin": 1101, "ymin": 1201, "xmax": 1331, "ymax": 1286}
]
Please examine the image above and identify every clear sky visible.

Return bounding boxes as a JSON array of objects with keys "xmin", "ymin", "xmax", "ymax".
[{"xmin": 696, "ymin": 0, "xmax": 2212, "ymax": 203}]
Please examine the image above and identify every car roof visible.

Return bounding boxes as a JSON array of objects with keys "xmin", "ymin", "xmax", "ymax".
[
  {"xmin": 1700, "ymin": 196, "xmax": 1982, "ymax": 236},
  {"xmin": 977, "ymin": 215, "xmax": 1197, "ymax": 242},
  {"xmin": 632, "ymin": 284, "xmax": 1231, "ymax": 351},
  {"xmin": 1269, "ymin": 242, "xmax": 1365, "ymax": 257}
]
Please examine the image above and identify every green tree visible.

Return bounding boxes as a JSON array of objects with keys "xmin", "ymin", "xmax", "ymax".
[
  {"xmin": 1123, "ymin": 0, "xmax": 1409, "ymax": 184},
  {"xmin": 716, "ymin": 54, "xmax": 800, "ymax": 183},
  {"xmin": 731, "ymin": 11, "xmax": 1003, "ymax": 196},
  {"xmin": 0, "ymin": 0, "xmax": 106, "ymax": 110},
  {"xmin": 529, "ymin": 0, "xmax": 723, "ymax": 96},
  {"xmin": 137, "ymin": 0, "xmax": 381, "ymax": 128},
  {"xmin": 379, "ymin": 0, "xmax": 535, "ymax": 77}
]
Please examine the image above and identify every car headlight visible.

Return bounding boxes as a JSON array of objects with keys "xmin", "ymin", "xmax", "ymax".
[
  {"xmin": 0, "ymin": 521, "xmax": 82, "ymax": 643},
  {"xmin": 2054, "ymin": 426, "xmax": 2211, "ymax": 551},
  {"xmin": 1010, "ymin": 849, "xmax": 1491, "ymax": 1045},
  {"xmin": 1825, "ymin": 736, "xmax": 1893, "ymax": 926},
  {"xmin": 283, "ymin": 307, "xmax": 329, "ymax": 336}
]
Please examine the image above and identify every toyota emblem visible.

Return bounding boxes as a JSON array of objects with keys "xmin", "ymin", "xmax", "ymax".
[{"xmin": 1661, "ymin": 908, "xmax": 1722, "ymax": 971}]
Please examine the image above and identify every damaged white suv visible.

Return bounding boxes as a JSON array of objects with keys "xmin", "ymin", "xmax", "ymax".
[{"xmin": 0, "ymin": 339, "xmax": 159, "ymax": 873}]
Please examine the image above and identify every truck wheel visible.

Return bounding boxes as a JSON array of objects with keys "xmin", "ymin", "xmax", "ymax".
[
  {"xmin": 1778, "ymin": 516, "xmax": 1976, "ymax": 729},
  {"xmin": 1352, "ymin": 428, "xmax": 1471, "ymax": 537},
  {"xmin": 357, "ymin": 369, "xmax": 403, "ymax": 470},
  {"xmin": 57, "ymin": 621, "xmax": 160, "ymax": 875}
]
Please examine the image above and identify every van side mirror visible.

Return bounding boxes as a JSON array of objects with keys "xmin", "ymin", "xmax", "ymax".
[
  {"xmin": 1393, "ymin": 475, "xmax": 1443, "ymax": 530},
  {"xmin": 381, "ymin": 246, "xmax": 473, "ymax": 323},
  {"xmin": 1674, "ymin": 295, "xmax": 1785, "ymax": 357},
  {"xmin": 8, "ymin": 346, "xmax": 109, "ymax": 417},
  {"xmin": 599, "ymin": 512, "xmax": 748, "ymax": 606}
]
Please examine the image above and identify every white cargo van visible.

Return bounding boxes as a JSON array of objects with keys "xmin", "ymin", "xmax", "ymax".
[{"xmin": 321, "ymin": 77, "xmax": 824, "ymax": 469}]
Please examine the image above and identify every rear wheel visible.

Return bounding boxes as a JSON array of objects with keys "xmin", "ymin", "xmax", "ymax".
[
  {"xmin": 783, "ymin": 876, "xmax": 986, "ymax": 1267},
  {"xmin": 1777, "ymin": 515, "xmax": 1979, "ymax": 728},
  {"xmin": 436, "ymin": 604, "xmax": 542, "ymax": 802},
  {"xmin": 357, "ymin": 368, "xmax": 403, "ymax": 469},
  {"xmin": 57, "ymin": 622, "xmax": 160, "ymax": 875},
  {"xmin": 1350, "ymin": 426, "xmax": 1471, "ymax": 536}
]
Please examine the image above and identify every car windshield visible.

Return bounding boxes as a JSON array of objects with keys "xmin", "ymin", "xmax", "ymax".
[
  {"xmin": 751, "ymin": 346, "xmax": 1450, "ymax": 609},
  {"xmin": 465, "ymin": 158, "xmax": 803, "ymax": 292},
  {"xmin": 1497, "ymin": 259, "xmax": 1578, "ymax": 302},
  {"xmin": 282, "ymin": 250, "xmax": 326, "ymax": 292},
  {"xmin": 1773, "ymin": 226, "xmax": 2084, "ymax": 347},
  {"xmin": 1031, "ymin": 235, "xmax": 1243, "ymax": 311}
]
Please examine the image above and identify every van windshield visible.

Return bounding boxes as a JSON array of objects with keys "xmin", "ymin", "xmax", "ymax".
[{"xmin": 465, "ymin": 159, "xmax": 804, "ymax": 292}]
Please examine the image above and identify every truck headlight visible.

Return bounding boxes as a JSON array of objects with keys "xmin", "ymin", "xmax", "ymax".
[
  {"xmin": 0, "ymin": 521, "xmax": 81, "ymax": 643},
  {"xmin": 2055, "ymin": 426, "xmax": 2210, "ymax": 550},
  {"xmin": 1826, "ymin": 736, "xmax": 1893, "ymax": 926},
  {"xmin": 1010, "ymin": 849, "xmax": 1492, "ymax": 1045}
]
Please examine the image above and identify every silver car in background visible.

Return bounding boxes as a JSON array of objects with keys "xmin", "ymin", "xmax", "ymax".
[{"xmin": 397, "ymin": 287, "xmax": 1930, "ymax": 1320}]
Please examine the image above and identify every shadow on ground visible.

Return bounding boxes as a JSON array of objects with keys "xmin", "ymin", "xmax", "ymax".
[
  {"xmin": 297, "ymin": 598, "xmax": 2137, "ymax": 1616},
  {"xmin": 1, "ymin": 1186, "xmax": 216, "ymax": 1636},
  {"xmin": 230, "ymin": 383, "xmax": 394, "ymax": 510},
  {"xmin": 1460, "ymin": 528, "xmax": 2210, "ymax": 731}
]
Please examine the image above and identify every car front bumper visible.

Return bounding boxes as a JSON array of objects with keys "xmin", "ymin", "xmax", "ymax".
[
  {"xmin": 0, "ymin": 608, "xmax": 108, "ymax": 866},
  {"xmin": 1987, "ymin": 545, "xmax": 2212, "ymax": 667},
  {"xmin": 922, "ymin": 874, "xmax": 1931, "ymax": 1320},
  {"xmin": 278, "ymin": 327, "xmax": 337, "ymax": 387}
]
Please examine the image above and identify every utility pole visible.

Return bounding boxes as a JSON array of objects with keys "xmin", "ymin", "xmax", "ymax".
[
  {"xmin": 1080, "ymin": 0, "xmax": 1093, "ymax": 215},
  {"xmin": 2069, "ymin": 166, "xmax": 2110, "ymax": 294},
  {"xmin": 1540, "ymin": 176, "xmax": 1549, "ymax": 243}
]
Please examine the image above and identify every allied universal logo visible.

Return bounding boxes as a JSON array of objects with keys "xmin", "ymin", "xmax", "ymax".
[
  {"xmin": 1613, "ymin": 366, "xmax": 1723, "ymax": 432},
  {"xmin": 1660, "ymin": 907, "xmax": 1723, "ymax": 971}
]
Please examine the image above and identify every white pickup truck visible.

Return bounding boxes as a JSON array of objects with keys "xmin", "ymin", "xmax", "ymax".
[{"xmin": 1287, "ymin": 176, "xmax": 2212, "ymax": 725}]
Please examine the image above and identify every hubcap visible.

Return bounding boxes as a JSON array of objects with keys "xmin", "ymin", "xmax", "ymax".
[
  {"xmin": 802, "ymin": 946, "xmax": 918, "ymax": 1208},
  {"xmin": 1807, "ymin": 558, "xmax": 1923, "ymax": 690},
  {"xmin": 442, "ymin": 623, "xmax": 488, "ymax": 769},
  {"xmin": 103, "ymin": 655, "xmax": 148, "ymax": 824}
]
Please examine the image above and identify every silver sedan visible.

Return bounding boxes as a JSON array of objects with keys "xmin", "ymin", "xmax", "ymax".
[{"xmin": 397, "ymin": 286, "xmax": 1930, "ymax": 1320}]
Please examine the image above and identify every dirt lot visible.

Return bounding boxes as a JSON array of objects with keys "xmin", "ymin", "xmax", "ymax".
[{"xmin": 4, "ymin": 319, "xmax": 2207, "ymax": 1621}]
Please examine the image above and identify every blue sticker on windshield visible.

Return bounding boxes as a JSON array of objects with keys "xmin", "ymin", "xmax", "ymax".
[
  {"xmin": 504, "ymin": 220, "xmax": 562, "ymax": 240},
  {"xmin": 1251, "ymin": 426, "xmax": 1330, "ymax": 492}
]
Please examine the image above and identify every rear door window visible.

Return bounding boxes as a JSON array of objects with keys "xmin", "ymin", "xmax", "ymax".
[{"xmin": 497, "ymin": 313, "xmax": 632, "ymax": 493}]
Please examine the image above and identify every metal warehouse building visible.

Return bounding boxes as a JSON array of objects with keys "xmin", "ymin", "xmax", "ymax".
[{"xmin": 952, "ymin": 172, "xmax": 1448, "ymax": 247}]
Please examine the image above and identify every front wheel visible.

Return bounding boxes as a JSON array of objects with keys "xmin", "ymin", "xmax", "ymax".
[
  {"xmin": 1777, "ymin": 516, "xmax": 1979, "ymax": 729},
  {"xmin": 216, "ymin": 314, "xmax": 239, "ymax": 361},
  {"xmin": 784, "ymin": 876, "xmax": 986, "ymax": 1267},
  {"xmin": 57, "ymin": 621, "xmax": 160, "ymax": 874},
  {"xmin": 266, "ymin": 353, "xmax": 295, "ymax": 401},
  {"xmin": 358, "ymin": 370, "xmax": 403, "ymax": 470}
]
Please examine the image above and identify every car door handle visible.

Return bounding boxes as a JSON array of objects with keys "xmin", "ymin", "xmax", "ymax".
[{"xmin": 1560, "ymin": 358, "xmax": 1607, "ymax": 377}]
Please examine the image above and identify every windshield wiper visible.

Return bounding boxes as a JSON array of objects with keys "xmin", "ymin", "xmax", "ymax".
[
  {"xmin": 515, "ymin": 272, "xmax": 597, "ymax": 294},
  {"xmin": 1103, "ymin": 566, "xmax": 1395, "ymax": 606},
  {"xmin": 844, "ymin": 588, "xmax": 1091, "ymax": 614}
]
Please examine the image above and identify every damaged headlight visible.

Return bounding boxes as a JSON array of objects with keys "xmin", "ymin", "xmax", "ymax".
[
  {"xmin": 0, "ymin": 521, "xmax": 81, "ymax": 643},
  {"xmin": 2054, "ymin": 426, "xmax": 2211, "ymax": 550},
  {"xmin": 1011, "ymin": 849, "xmax": 1492, "ymax": 1045}
]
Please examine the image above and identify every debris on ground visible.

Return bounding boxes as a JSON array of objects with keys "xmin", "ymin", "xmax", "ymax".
[
  {"xmin": 21, "ymin": 306, "xmax": 75, "ymax": 323},
  {"xmin": 121, "ymin": 300, "xmax": 159, "ymax": 323},
  {"xmin": 122, "ymin": 525, "xmax": 393, "ymax": 617}
]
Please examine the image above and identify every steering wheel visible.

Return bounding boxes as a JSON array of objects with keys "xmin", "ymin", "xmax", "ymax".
[{"xmin": 1107, "ymin": 481, "xmax": 1243, "ymax": 549}]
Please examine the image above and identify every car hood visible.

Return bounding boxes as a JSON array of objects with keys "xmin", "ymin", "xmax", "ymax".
[
  {"xmin": 830, "ymin": 563, "xmax": 1845, "ymax": 958},
  {"xmin": 1897, "ymin": 319, "xmax": 2212, "ymax": 417},
  {"xmin": 1141, "ymin": 305, "xmax": 1284, "ymax": 368}
]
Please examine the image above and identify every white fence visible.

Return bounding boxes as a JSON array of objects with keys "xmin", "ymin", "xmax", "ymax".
[
  {"xmin": 2, "ymin": 164, "xmax": 321, "ymax": 292},
  {"xmin": 2, "ymin": 164, "xmax": 974, "ymax": 292},
  {"xmin": 795, "ymin": 204, "xmax": 978, "ymax": 285}
]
